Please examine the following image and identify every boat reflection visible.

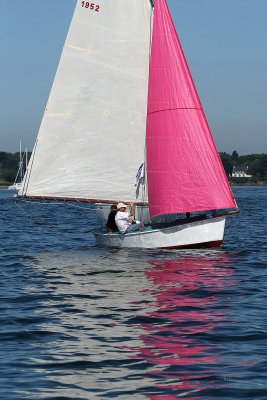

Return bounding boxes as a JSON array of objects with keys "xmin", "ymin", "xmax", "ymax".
[
  {"xmin": 128, "ymin": 250, "xmax": 235, "ymax": 399},
  {"xmin": 23, "ymin": 248, "xmax": 236, "ymax": 399}
]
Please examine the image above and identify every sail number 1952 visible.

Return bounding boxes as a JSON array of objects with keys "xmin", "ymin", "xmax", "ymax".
[{"xmin": 81, "ymin": 1, "xmax": 100, "ymax": 12}]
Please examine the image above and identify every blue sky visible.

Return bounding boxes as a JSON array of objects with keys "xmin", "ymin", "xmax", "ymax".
[{"xmin": 0, "ymin": 0, "xmax": 266, "ymax": 154}]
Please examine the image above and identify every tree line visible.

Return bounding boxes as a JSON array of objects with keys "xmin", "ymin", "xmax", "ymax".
[
  {"xmin": 1, "ymin": 150, "xmax": 267, "ymax": 185},
  {"xmin": 0, "ymin": 151, "xmax": 31, "ymax": 185}
]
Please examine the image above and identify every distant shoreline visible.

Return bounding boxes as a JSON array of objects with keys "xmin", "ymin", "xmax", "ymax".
[
  {"xmin": 230, "ymin": 182, "xmax": 267, "ymax": 186},
  {"xmin": 1, "ymin": 182, "xmax": 267, "ymax": 190}
]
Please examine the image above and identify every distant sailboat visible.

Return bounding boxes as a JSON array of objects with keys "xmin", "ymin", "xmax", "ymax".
[
  {"xmin": 18, "ymin": 0, "xmax": 239, "ymax": 248},
  {"xmin": 9, "ymin": 142, "xmax": 28, "ymax": 191}
]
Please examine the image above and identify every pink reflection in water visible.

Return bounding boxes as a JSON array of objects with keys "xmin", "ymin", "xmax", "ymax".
[
  {"xmin": 129, "ymin": 252, "xmax": 235, "ymax": 398},
  {"xmin": 150, "ymin": 395, "xmax": 197, "ymax": 400}
]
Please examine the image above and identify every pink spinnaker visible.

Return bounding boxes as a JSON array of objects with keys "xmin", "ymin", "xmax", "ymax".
[{"xmin": 146, "ymin": 0, "xmax": 236, "ymax": 218}]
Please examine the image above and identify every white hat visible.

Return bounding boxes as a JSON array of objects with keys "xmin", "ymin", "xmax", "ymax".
[{"xmin": 117, "ymin": 202, "xmax": 127, "ymax": 209}]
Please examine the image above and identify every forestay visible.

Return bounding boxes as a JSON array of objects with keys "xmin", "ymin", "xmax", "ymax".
[{"xmin": 20, "ymin": 0, "xmax": 152, "ymax": 203}]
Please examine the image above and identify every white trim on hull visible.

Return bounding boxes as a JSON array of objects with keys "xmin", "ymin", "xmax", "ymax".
[{"xmin": 93, "ymin": 216, "xmax": 226, "ymax": 249}]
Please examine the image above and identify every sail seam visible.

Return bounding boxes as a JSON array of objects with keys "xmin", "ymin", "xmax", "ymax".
[{"xmin": 148, "ymin": 107, "xmax": 202, "ymax": 115}]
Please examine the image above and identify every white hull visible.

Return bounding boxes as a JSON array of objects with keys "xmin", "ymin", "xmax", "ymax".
[{"xmin": 93, "ymin": 216, "xmax": 226, "ymax": 249}]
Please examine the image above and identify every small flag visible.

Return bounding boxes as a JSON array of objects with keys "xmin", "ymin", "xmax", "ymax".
[{"xmin": 134, "ymin": 163, "xmax": 145, "ymax": 186}]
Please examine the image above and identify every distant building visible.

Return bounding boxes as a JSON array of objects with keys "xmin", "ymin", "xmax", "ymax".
[{"xmin": 231, "ymin": 165, "xmax": 252, "ymax": 178}]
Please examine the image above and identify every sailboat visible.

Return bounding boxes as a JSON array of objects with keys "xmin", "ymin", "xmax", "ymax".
[
  {"xmin": 18, "ymin": 0, "xmax": 239, "ymax": 249},
  {"xmin": 8, "ymin": 142, "xmax": 28, "ymax": 191}
]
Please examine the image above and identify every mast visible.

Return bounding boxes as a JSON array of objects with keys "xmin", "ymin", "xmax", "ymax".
[{"xmin": 19, "ymin": 141, "xmax": 22, "ymax": 182}]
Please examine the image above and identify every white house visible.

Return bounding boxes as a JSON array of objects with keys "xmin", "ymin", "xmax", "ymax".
[{"xmin": 232, "ymin": 166, "xmax": 252, "ymax": 178}]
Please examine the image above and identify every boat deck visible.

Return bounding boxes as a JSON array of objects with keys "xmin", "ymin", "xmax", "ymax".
[{"xmin": 94, "ymin": 215, "xmax": 209, "ymax": 237}]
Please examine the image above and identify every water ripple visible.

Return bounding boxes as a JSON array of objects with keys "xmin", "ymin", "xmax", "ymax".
[{"xmin": 0, "ymin": 188, "xmax": 266, "ymax": 399}]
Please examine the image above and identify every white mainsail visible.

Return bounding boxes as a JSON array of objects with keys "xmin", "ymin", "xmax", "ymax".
[{"xmin": 21, "ymin": 0, "xmax": 152, "ymax": 203}]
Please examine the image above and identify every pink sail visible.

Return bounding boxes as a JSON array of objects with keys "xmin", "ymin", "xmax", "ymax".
[{"xmin": 146, "ymin": 0, "xmax": 236, "ymax": 218}]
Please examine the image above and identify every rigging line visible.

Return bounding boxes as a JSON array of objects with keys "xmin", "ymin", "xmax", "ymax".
[
  {"xmin": 136, "ymin": 0, "xmax": 154, "ymax": 224},
  {"xmin": 17, "ymin": 199, "xmax": 66, "ymax": 206},
  {"xmin": 17, "ymin": 198, "xmax": 97, "ymax": 211},
  {"xmin": 15, "ymin": 200, "xmax": 97, "ymax": 235},
  {"xmin": 16, "ymin": 200, "xmax": 48, "ymax": 226}
]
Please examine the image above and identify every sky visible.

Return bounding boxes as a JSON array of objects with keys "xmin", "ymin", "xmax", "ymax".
[{"xmin": 0, "ymin": 0, "xmax": 266, "ymax": 155}]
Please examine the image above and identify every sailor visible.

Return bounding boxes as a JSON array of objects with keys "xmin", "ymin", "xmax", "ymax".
[{"xmin": 115, "ymin": 202, "xmax": 142, "ymax": 234}]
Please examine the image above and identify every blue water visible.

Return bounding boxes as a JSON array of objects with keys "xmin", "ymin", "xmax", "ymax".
[{"xmin": 0, "ymin": 187, "xmax": 266, "ymax": 399}]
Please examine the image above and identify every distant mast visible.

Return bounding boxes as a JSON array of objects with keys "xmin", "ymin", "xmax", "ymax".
[{"xmin": 19, "ymin": 141, "xmax": 22, "ymax": 182}]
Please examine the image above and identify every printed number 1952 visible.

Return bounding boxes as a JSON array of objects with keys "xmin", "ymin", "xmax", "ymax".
[{"xmin": 81, "ymin": 2, "xmax": 100, "ymax": 12}]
